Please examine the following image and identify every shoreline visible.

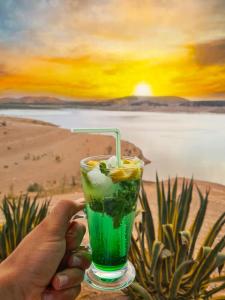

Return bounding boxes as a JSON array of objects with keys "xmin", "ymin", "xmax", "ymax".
[
  {"xmin": 1, "ymin": 104, "xmax": 225, "ymax": 114},
  {"xmin": 1, "ymin": 95, "xmax": 225, "ymax": 114},
  {"xmin": 1, "ymin": 115, "xmax": 225, "ymax": 194},
  {"xmin": 0, "ymin": 116, "xmax": 149, "ymax": 196}
]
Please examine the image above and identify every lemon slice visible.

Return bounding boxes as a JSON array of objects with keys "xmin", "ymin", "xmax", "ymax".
[
  {"xmin": 123, "ymin": 159, "xmax": 133, "ymax": 164},
  {"xmin": 131, "ymin": 167, "xmax": 141, "ymax": 179},
  {"xmin": 87, "ymin": 160, "xmax": 99, "ymax": 168},
  {"xmin": 110, "ymin": 166, "xmax": 141, "ymax": 182}
]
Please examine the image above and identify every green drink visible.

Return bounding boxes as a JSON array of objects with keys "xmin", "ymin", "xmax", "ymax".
[
  {"xmin": 80, "ymin": 155, "xmax": 143, "ymax": 290},
  {"xmin": 87, "ymin": 207, "xmax": 135, "ymax": 271}
]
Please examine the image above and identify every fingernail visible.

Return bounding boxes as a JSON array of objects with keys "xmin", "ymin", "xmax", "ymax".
[
  {"xmin": 57, "ymin": 274, "xmax": 69, "ymax": 288},
  {"xmin": 72, "ymin": 255, "xmax": 82, "ymax": 267}
]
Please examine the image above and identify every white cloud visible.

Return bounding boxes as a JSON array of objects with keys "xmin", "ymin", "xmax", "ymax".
[{"xmin": 0, "ymin": 0, "xmax": 224, "ymax": 57}]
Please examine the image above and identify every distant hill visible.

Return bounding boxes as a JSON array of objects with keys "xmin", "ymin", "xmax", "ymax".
[
  {"xmin": 107, "ymin": 95, "xmax": 189, "ymax": 105},
  {"xmin": 0, "ymin": 96, "xmax": 68, "ymax": 105},
  {"xmin": 102, "ymin": 96, "xmax": 189, "ymax": 109},
  {"xmin": 0, "ymin": 95, "xmax": 225, "ymax": 113}
]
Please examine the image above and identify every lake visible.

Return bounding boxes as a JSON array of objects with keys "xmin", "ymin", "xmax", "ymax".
[{"xmin": 1, "ymin": 109, "xmax": 225, "ymax": 185}]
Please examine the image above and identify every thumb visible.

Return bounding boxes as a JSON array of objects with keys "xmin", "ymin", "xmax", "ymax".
[{"xmin": 45, "ymin": 199, "xmax": 85, "ymax": 238}]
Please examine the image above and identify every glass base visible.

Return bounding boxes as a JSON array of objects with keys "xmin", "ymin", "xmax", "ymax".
[{"xmin": 84, "ymin": 260, "xmax": 135, "ymax": 291}]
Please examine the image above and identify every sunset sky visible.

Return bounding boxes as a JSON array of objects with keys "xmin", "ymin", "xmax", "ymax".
[{"xmin": 0, "ymin": 0, "xmax": 225, "ymax": 100}]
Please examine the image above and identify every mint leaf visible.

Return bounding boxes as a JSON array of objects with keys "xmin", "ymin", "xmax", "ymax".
[
  {"xmin": 89, "ymin": 178, "xmax": 141, "ymax": 229},
  {"xmin": 99, "ymin": 162, "xmax": 109, "ymax": 176}
]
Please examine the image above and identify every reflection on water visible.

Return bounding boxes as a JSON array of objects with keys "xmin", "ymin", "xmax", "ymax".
[{"xmin": 1, "ymin": 109, "xmax": 225, "ymax": 185}]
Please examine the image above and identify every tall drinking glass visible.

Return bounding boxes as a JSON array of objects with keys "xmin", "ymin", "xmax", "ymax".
[{"xmin": 80, "ymin": 155, "xmax": 143, "ymax": 290}]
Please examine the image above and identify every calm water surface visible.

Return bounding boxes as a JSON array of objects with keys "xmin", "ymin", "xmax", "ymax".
[{"xmin": 1, "ymin": 109, "xmax": 225, "ymax": 185}]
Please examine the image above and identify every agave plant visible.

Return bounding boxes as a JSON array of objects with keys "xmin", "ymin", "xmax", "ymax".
[
  {"xmin": 126, "ymin": 176, "xmax": 225, "ymax": 300},
  {"xmin": 0, "ymin": 193, "xmax": 50, "ymax": 261}
]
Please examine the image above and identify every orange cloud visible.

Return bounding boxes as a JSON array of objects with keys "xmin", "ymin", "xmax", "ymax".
[
  {"xmin": 0, "ymin": 46, "xmax": 224, "ymax": 99},
  {"xmin": 0, "ymin": 0, "xmax": 224, "ymax": 99}
]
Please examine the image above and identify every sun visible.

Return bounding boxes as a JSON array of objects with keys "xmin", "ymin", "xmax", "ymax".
[{"xmin": 133, "ymin": 82, "xmax": 153, "ymax": 96}]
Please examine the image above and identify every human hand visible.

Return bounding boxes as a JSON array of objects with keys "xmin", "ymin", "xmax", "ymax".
[{"xmin": 0, "ymin": 199, "xmax": 91, "ymax": 300}]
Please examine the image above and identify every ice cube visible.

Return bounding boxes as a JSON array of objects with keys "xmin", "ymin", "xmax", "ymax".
[
  {"xmin": 106, "ymin": 155, "xmax": 118, "ymax": 168},
  {"xmin": 87, "ymin": 167, "xmax": 112, "ymax": 188}
]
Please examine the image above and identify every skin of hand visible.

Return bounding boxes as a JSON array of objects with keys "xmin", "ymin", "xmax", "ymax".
[{"xmin": 0, "ymin": 199, "xmax": 91, "ymax": 300}]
